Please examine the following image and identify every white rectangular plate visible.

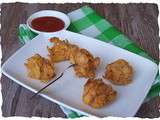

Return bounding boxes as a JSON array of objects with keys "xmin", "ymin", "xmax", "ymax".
[{"xmin": 2, "ymin": 30, "xmax": 158, "ymax": 117}]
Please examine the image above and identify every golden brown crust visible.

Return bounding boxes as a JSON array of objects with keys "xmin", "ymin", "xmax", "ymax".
[
  {"xmin": 83, "ymin": 79, "xmax": 117, "ymax": 108},
  {"xmin": 25, "ymin": 54, "xmax": 56, "ymax": 82},
  {"xmin": 47, "ymin": 37, "xmax": 73, "ymax": 62},
  {"xmin": 48, "ymin": 37, "xmax": 100, "ymax": 78},
  {"xmin": 71, "ymin": 49, "xmax": 100, "ymax": 78},
  {"xmin": 104, "ymin": 59, "xmax": 133, "ymax": 85}
]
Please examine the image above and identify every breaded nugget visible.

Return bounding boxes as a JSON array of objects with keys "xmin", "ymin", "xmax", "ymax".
[
  {"xmin": 70, "ymin": 48, "xmax": 100, "ymax": 67},
  {"xmin": 83, "ymin": 79, "xmax": 117, "ymax": 108},
  {"xmin": 25, "ymin": 54, "xmax": 56, "ymax": 82},
  {"xmin": 70, "ymin": 49, "xmax": 100, "ymax": 78},
  {"xmin": 47, "ymin": 37, "xmax": 72, "ymax": 62},
  {"xmin": 104, "ymin": 59, "xmax": 133, "ymax": 85},
  {"xmin": 48, "ymin": 37, "xmax": 100, "ymax": 78}
]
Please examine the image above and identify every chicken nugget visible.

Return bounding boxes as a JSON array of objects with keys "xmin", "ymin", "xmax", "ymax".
[
  {"xmin": 25, "ymin": 54, "xmax": 56, "ymax": 82},
  {"xmin": 70, "ymin": 48, "xmax": 100, "ymax": 78},
  {"xmin": 83, "ymin": 79, "xmax": 117, "ymax": 108},
  {"xmin": 47, "ymin": 37, "xmax": 72, "ymax": 62},
  {"xmin": 104, "ymin": 59, "xmax": 133, "ymax": 85}
]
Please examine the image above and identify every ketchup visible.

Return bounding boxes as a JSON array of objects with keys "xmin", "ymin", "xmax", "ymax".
[{"xmin": 31, "ymin": 16, "xmax": 65, "ymax": 32}]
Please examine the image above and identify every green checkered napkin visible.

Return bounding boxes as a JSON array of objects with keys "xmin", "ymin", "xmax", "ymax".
[{"xmin": 18, "ymin": 6, "xmax": 159, "ymax": 118}]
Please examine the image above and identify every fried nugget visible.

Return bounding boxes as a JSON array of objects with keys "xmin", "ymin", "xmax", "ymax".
[
  {"xmin": 48, "ymin": 37, "xmax": 100, "ymax": 78},
  {"xmin": 25, "ymin": 54, "xmax": 56, "ymax": 82},
  {"xmin": 70, "ymin": 49, "xmax": 100, "ymax": 78},
  {"xmin": 83, "ymin": 79, "xmax": 117, "ymax": 108},
  {"xmin": 48, "ymin": 37, "xmax": 79, "ymax": 62},
  {"xmin": 104, "ymin": 59, "xmax": 133, "ymax": 85}
]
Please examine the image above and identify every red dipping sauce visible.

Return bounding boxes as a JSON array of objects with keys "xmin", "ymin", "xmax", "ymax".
[{"xmin": 31, "ymin": 16, "xmax": 65, "ymax": 32}]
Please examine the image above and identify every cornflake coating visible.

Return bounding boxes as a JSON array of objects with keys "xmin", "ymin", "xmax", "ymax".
[
  {"xmin": 48, "ymin": 37, "xmax": 100, "ymax": 78},
  {"xmin": 104, "ymin": 59, "xmax": 133, "ymax": 85},
  {"xmin": 25, "ymin": 54, "xmax": 56, "ymax": 82},
  {"xmin": 70, "ymin": 49, "xmax": 100, "ymax": 78},
  {"xmin": 83, "ymin": 79, "xmax": 117, "ymax": 108},
  {"xmin": 47, "ymin": 37, "xmax": 79, "ymax": 62}
]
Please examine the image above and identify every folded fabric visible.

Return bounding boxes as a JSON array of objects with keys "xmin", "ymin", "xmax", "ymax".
[{"xmin": 18, "ymin": 6, "xmax": 159, "ymax": 118}]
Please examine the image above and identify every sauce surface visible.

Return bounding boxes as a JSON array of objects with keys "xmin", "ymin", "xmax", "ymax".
[{"xmin": 31, "ymin": 16, "xmax": 65, "ymax": 32}]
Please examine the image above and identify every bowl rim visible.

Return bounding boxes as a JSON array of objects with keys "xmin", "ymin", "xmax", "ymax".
[{"xmin": 26, "ymin": 10, "xmax": 70, "ymax": 34}]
